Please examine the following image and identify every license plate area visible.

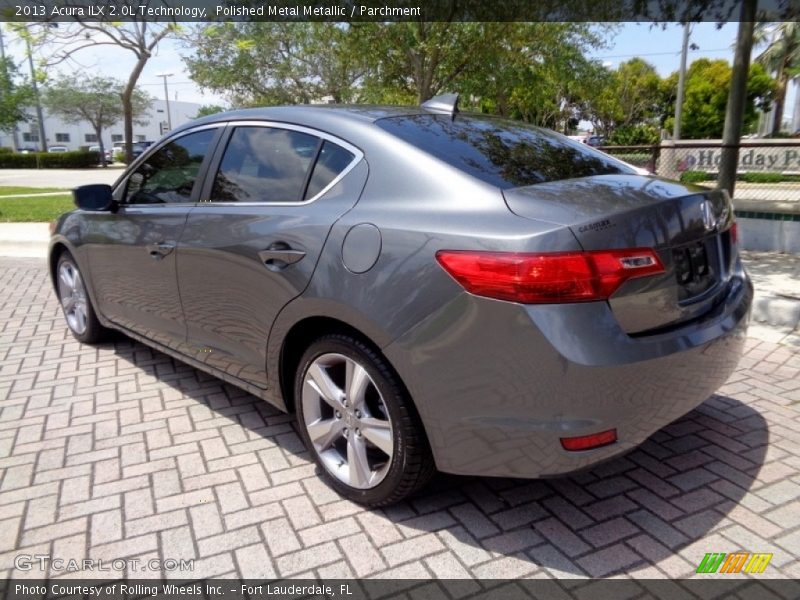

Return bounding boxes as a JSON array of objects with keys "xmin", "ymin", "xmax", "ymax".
[{"xmin": 673, "ymin": 237, "xmax": 720, "ymax": 302}]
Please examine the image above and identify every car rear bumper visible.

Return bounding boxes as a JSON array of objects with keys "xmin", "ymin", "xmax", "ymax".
[{"xmin": 384, "ymin": 263, "xmax": 752, "ymax": 479}]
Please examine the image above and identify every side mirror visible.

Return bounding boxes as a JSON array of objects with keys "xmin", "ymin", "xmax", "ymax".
[{"xmin": 73, "ymin": 184, "xmax": 114, "ymax": 211}]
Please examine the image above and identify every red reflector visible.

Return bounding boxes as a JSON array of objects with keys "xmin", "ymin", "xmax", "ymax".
[
  {"xmin": 730, "ymin": 222, "xmax": 738, "ymax": 244},
  {"xmin": 560, "ymin": 429, "xmax": 617, "ymax": 451},
  {"xmin": 436, "ymin": 249, "xmax": 664, "ymax": 304}
]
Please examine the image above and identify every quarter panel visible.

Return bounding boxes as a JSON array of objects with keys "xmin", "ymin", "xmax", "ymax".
[{"xmin": 383, "ymin": 275, "xmax": 751, "ymax": 477}]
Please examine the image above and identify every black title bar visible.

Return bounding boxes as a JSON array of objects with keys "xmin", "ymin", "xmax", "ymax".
[{"xmin": 0, "ymin": 0, "xmax": 799, "ymax": 23}]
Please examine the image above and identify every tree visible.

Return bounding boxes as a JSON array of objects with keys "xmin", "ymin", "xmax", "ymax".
[
  {"xmin": 195, "ymin": 105, "xmax": 227, "ymax": 119},
  {"xmin": 184, "ymin": 23, "xmax": 371, "ymax": 106},
  {"xmin": 588, "ymin": 58, "xmax": 662, "ymax": 138},
  {"xmin": 357, "ymin": 22, "xmax": 505, "ymax": 105},
  {"xmin": 183, "ymin": 22, "xmax": 610, "ymax": 116},
  {"xmin": 661, "ymin": 59, "xmax": 774, "ymax": 139},
  {"xmin": 29, "ymin": 10, "xmax": 177, "ymax": 161},
  {"xmin": 0, "ymin": 57, "xmax": 32, "ymax": 136},
  {"xmin": 457, "ymin": 23, "xmax": 611, "ymax": 131},
  {"xmin": 754, "ymin": 22, "xmax": 800, "ymax": 135},
  {"xmin": 43, "ymin": 75, "xmax": 150, "ymax": 166}
]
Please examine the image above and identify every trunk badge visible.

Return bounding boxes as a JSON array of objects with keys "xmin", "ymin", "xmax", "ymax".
[{"xmin": 701, "ymin": 200, "xmax": 717, "ymax": 232}]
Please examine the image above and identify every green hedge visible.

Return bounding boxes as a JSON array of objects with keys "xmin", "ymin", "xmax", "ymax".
[
  {"xmin": 680, "ymin": 171, "xmax": 715, "ymax": 183},
  {"xmin": 738, "ymin": 172, "xmax": 800, "ymax": 183},
  {"xmin": 680, "ymin": 170, "xmax": 800, "ymax": 184},
  {"xmin": 607, "ymin": 152, "xmax": 652, "ymax": 165},
  {"xmin": 0, "ymin": 151, "xmax": 100, "ymax": 169}
]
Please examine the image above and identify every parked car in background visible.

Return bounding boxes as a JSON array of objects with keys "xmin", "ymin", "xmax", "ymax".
[
  {"xmin": 50, "ymin": 96, "xmax": 751, "ymax": 506},
  {"xmin": 88, "ymin": 145, "xmax": 114, "ymax": 164},
  {"xmin": 132, "ymin": 140, "xmax": 155, "ymax": 158},
  {"xmin": 585, "ymin": 135, "xmax": 606, "ymax": 147},
  {"xmin": 113, "ymin": 140, "xmax": 156, "ymax": 161},
  {"xmin": 48, "ymin": 146, "xmax": 68, "ymax": 153}
]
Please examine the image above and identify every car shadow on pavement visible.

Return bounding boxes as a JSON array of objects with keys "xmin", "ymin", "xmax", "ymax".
[{"xmin": 110, "ymin": 337, "xmax": 769, "ymax": 578}]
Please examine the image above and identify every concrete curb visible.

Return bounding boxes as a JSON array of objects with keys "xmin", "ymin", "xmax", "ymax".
[
  {"xmin": 0, "ymin": 222, "xmax": 49, "ymax": 258},
  {"xmin": 751, "ymin": 294, "xmax": 800, "ymax": 330}
]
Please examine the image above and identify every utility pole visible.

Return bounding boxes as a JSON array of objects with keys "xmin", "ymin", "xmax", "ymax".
[
  {"xmin": 157, "ymin": 72, "xmax": 173, "ymax": 131},
  {"xmin": 25, "ymin": 35, "xmax": 47, "ymax": 152},
  {"xmin": 718, "ymin": 0, "xmax": 757, "ymax": 197},
  {"xmin": 673, "ymin": 23, "xmax": 691, "ymax": 140},
  {"xmin": 0, "ymin": 25, "xmax": 21, "ymax": 151}
]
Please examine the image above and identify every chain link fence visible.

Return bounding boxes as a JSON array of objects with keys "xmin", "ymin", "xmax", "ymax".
[{"xmin": 598, "ymin": 142, "xmax": 800, "ymax": 217}]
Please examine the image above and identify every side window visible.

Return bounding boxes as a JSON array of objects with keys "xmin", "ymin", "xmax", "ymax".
[
  {"xmin": 212, "ymin": 127, "xmax": 318, "ymax": 203},
  {"xmin": 304, "ymin": 141, "xmax": 355, "ymax": 200},
  {"xmin": 125, "ymin": 129, "xmax": 217, "ymax": 204}
]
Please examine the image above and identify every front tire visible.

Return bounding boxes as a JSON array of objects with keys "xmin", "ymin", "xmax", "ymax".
[
  {"xmin": 295, "ymin": 334, "xmax": 434, "ymax": 506},
  {"xmin": 55, "ymin": 252, "xmax": 110, "ymax": 344}
]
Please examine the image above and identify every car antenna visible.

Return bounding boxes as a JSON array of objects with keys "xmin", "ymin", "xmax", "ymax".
[{"xmin": 421, "ymin": 93, "xmax": 459, "ymax": 120}]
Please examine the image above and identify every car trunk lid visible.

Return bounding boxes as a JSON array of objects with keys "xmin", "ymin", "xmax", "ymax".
[{"xmin": 503, "ymin": 174, "xmax": 736, "ymax": 333}]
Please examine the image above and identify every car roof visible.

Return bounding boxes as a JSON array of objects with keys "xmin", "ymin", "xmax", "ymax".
[
  {"xmin": 173, "ymin": 105, "xmax": 428, "ymax": 141},
  {"xmin": 192, "ymin": 105, "xmax": 424, "ymax": 126}
]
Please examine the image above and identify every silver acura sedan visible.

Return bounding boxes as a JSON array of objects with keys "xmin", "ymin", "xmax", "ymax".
[{"xmin": 50, "ymin": 95, "xmax": 751, "ymax": 506}]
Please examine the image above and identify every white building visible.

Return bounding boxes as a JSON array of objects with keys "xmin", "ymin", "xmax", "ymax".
[{"xmin": 0, "ymin": 98, "xmax": 203, "ymax": 151}]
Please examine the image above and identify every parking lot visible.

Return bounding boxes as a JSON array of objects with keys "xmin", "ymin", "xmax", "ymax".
[{"xmin": 1, "ymin": 255, "xmax": 799, "ymax": 580}]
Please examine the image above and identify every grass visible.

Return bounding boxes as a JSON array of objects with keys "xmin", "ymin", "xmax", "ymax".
[
  {"xmin": 0, "ymin": 186, "xmax": 70, "ymax": 196},
  {"xmin": 0, "ymin": 195, "xmax": 74, "ymax": 222}
]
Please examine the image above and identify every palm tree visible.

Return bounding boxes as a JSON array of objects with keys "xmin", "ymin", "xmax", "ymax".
[{"xmin": 754, "ymin": 22, "xmax": 800, "ymax": 135}]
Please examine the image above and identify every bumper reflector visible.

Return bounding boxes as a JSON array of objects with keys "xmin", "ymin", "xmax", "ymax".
[{"xmin": 560, "ymin": 429, "xmax": 617, "ymax": 451}]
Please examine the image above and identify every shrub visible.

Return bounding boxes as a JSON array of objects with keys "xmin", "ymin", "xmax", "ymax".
[
  {"xmin": 737, "ymin": 172, "xmax": 800, "ymax": 183},
  {"xmin": 0, "ymin": 147, "xmax": 14, "ymax": 154},
  {"xmin": 606, "ymin": 152, "xmax": 652, "ymax": 166},
  {"xmin": 680, "ymin": 171, "xmax": 714, "ymax": 183},
  {"xmin": 606, "ymin": 124, "xmax": 660, "ymax": 146},
  {"xmin": 0, "ymin": 150, "xmax": 100, "ymax": 169}
]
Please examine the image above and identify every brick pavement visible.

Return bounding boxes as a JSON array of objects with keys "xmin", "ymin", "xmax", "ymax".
[{"xmin": 1, "ymin": 257, "xmax": 799, "ymax": 580}]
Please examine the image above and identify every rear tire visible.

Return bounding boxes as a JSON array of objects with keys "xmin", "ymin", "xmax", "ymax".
[
  {"xmin": 295, "ymin": 334, "xmax": 435, "ymax": 506},
  {"xmin": 55, "ymin": 252, "xmax": 111, "ymax": 344}
]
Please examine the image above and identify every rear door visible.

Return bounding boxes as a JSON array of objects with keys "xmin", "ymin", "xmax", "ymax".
[
  {"xmin": 177, "ymin": 122, "xmax": 365, "ymax": 387},
  {"xmin": 88, "ymin": 126, "xmax": 222, "ymax": 349}
]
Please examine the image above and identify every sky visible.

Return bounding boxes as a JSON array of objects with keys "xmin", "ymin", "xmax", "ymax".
[
  {"xmin": 590, "ymin": 22, "xmax": 737, "ymax": 74},
  {"xmin": 0, "ymin": 21, "xmax": 785, "ymax": 110}
]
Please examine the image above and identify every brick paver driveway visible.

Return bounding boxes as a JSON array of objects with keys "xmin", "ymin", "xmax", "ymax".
[{"xmin": 1, "ymin": 257, "xmax": 799, "ymax": 580}]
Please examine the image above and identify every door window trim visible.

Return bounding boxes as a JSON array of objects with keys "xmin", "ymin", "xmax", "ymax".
[
  {"xmin": 198, "ymin": 120, "xmax": 364, "ymax": 207},
  {"xmin": 112, "ymin": 124, "xmax": 225, "ymax": 207}
]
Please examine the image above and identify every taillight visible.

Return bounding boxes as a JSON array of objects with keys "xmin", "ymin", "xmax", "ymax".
[
  {"xmin": 730, "ymin": 222, "xmax": 738, "ymax": 245},
  {"xmin": 560, "ymin": 429, "xmax": 617, "ymax": 451},
  {"xmin": 435, "ymin": 248, "xmax": 664, "ymax": 304}
]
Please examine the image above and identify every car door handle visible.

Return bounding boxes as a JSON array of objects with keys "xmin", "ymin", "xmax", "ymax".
[
  {"xmin": 146, "ymin": 243, "xmax": 174, "ymax": 259},
  {"xmin": 258, "ymin": 243, "xmax": 306, "ymax": 270}
]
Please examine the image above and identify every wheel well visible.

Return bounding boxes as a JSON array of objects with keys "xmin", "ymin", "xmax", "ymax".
[
  {"xmin": 279, "ymin": 317, "xmax": 382, "ymax": 414},
  {"xmin": 49, "ymin": 243, "xmax": 68, "ymax": 287}
]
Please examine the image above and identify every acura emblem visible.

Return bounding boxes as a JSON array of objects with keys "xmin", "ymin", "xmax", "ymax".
[{"xmin": 700, "ymin": 200, "xmax": 716, "ymax": 231}]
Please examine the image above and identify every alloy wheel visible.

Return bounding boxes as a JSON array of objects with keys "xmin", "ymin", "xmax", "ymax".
[
  {"xmin": 301, "ymin": 352, "xmax": 394, "ymax": 489},
  {"xmin": 57, "ymin": 260, "xmax": 89, "ymax": 335}
]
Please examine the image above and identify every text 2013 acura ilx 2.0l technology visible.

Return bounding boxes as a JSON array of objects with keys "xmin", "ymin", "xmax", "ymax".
[{"xmin": 50, "ymin": 94, "xmax": 751, "ymax": 506}]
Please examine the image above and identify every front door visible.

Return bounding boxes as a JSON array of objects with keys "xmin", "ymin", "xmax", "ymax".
[
  {"xmin": 87, "ymin": 127, "xmax": 222, "ymax": 350},
  {"xmin": 177, "ymin": 123, "xmax": 365, "ymax": 387}
]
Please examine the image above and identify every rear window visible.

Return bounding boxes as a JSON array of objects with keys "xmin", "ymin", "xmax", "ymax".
[
  {"xmin": 304, "ymin": 141, "xmax": 355, "ymax": 200},
  {"xmin": 376, "ymin": 114, "xmax": 633, "ymax": 189}
]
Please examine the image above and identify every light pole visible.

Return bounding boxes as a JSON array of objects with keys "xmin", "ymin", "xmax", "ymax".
[
  {"xmin": 25, "ymin": 35, "xmax": 47, "ymax": 151},
  {"xmin": 673, "ymin": 23, "xmax": 691, "ymax": 141},
  {"xmin": 157, "ymin": 72, "xmax": 173, "ymax": 132}
]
